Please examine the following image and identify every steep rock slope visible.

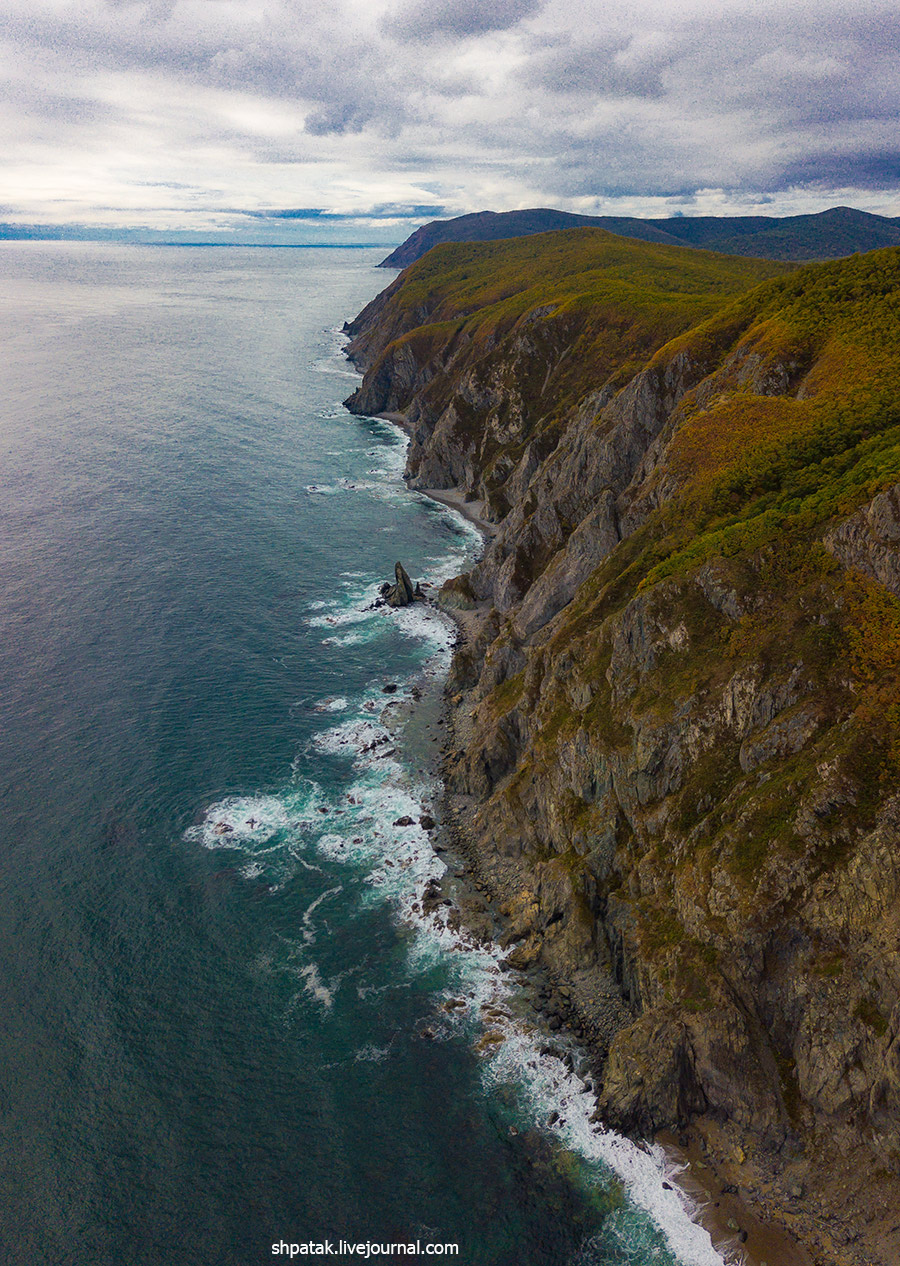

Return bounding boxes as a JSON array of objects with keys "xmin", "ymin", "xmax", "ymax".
[{"xmin": 345, "ymin": 231, "xmax": 900, "ymax": 1264}]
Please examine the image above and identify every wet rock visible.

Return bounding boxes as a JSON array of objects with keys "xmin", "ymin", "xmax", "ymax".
[
  {"xmin": 422, "ymin": 879, "xmax": 443, "ymax": 915},
  {"xmin": 393, "ymin": 815, "xmax": 415, "ymax": 827}
]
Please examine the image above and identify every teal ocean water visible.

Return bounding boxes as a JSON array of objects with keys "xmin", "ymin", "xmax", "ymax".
[{"xmin": 0, "ymin": 244, "xmax": 731, "ymax": 1266}]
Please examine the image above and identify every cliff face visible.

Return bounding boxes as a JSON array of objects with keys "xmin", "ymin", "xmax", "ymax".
[{"xmin": 345, "ymin": 230, "xmax": 900, "ymax": 1264}]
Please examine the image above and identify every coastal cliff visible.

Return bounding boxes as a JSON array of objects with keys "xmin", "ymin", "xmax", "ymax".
[{"xmin": 345, "ymin": 228, "xmax": 900, "ymax": 1264}]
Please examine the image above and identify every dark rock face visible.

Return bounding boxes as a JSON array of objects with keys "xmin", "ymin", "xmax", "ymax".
[
  {"xmin": 344, "ymin": 252, "xmax": 900, "ymax": 1264},
  {"xmin": 385, "ymin": 561, "xmax": 416, "ymax": 608}
]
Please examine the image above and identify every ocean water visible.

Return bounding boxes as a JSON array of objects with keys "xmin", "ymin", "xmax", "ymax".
[{"xmin": 0, "ymin": 243, "xmax": 733, "ymax": 1266}]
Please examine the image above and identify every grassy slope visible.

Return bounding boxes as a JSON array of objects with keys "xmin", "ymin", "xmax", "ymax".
[
  {"xmin": 385, "ymin": 232, "xmax": 900, "ymax": 907},
  {"xmin": 643, "ymin": 249, "xmax": 900, "ymax": 584},
  {"xmin": 376, "ymin": 233, "xmax": 900, "ymax": 810},
  {"xmin": 371, "ymin": 238, "xmax": 900, "ymax": 1184},
  {"xmin": 393, "ymin": 228, "xmax": 790, "ymax": 327}
]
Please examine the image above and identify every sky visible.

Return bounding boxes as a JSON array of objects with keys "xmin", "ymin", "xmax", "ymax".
[{"xmin": 1, "ymin": 0, "xmax": 899, "ymax": 242}]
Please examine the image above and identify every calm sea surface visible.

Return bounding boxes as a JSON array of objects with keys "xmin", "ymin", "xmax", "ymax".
[{"xmin": 0, "ymin": 243, "xmax": 727, "ymax": 1266}]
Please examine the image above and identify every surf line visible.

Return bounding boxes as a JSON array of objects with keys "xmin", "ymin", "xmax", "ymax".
[{"xmin": 331, "ymin": 407, "xmax": 734, "ymax": 1266}]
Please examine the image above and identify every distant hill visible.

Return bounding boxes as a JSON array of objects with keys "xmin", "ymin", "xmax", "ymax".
[{"xmin": 379, "ymin": 205, "xmax": 900, "ymax": 268}]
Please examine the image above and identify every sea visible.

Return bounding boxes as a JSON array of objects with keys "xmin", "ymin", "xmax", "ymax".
[{"xmin": 0, "ymin": 243, "xmax": 734, "ymax": 1266}]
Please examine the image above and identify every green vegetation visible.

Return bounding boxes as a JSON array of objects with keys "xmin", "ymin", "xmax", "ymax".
[
  {"xmin": 395, "ymin": 227, "xmax": 788, "ymax": 340},
  {"xmin": 641, "ymin": 251, "xmax": 900, "ymax": 589},
  {"xmin": 363, "ymin": 230, "xmax": 900, "ymax": 1159},
  {"xmin": 855, "ymin": 998, "xmax": 890, "ymax": 1037}
]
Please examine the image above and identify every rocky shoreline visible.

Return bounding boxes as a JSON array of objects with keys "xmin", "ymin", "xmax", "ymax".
[
  {"xmin": 434, "ymin": 596, "xmax": 813, "ymax": 1266},
  {"xmin": 371, "ymin": 423, "xmax": 800, "ymax": 1266},
  {"xmin": 391, "ymin": 433, "xmax": 891, "ymax": 1266}
]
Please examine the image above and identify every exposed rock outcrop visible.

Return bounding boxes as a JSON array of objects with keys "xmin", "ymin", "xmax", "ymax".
[
  {"xmin": 824, "ymin": 483, "xmax": 900, "ymax": 596},
  {"xmin": 384, "ymin": 561, "xmax": 417, "ymax": 607}
]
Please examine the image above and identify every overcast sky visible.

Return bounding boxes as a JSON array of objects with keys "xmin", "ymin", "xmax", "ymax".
[{"xmin": 1, "ymin": 0, "xmax": 898, "ymax": 240}]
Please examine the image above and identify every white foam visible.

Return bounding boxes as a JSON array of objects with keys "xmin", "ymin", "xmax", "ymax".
[
  {"xmin": 182, "ymin": 413, "xmax": 729, "ymax": 1265},
  {"xmin": 306, "ymin": 589, "xmax": 381, "ymax": 629},
  {"xmin": 313, "ymin": 715, "xmax": 389, "ymax": 755},
  {"xmin": 477, "ymin": 1027, "xmax": 736, "ymax": 1266},
  {"xmin": 316, "ymin": 832, "xmax": 355, "ymax": 859},
  {"xmin": 314, "ymin": 696, "xmax": 350, "ymax": 712},
  {"xmin": 300, "ymin": 713, "xmax": 733, "ymax": 1266},
  {"xmin": 389, "ymin": 911, "xmax": 735, "ymax": 1266},
  {"xmin": 300, "ymin": 884, "xmax": 343, "ymax": 945},
  {"xmin": 320, "ymin": 630, "xmax": 374, "ymax": 648},
  {"xmin": 184, "ymin": 793, "xmax": 297, "ymax": 849},
  {"xmin": 310, "ymin": 357, "xmax": 361, "ymax": 381},
  {"xmin": 299, "ymin": 962, "xmax": 336, "ymax": 1010},
  {"xmin": 354, "ymin": 1042, "xmax": 393, "ymax": 1063}
]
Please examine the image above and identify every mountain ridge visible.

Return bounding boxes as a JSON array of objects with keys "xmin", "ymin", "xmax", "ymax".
[{"xmin": 379, "ymin": 205, "xmax": 900, "ymax": 269}]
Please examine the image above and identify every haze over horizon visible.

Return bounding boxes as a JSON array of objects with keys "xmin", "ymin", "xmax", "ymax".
[{"xmin": 2, "ymin": 0, "xmax": 899, "ymax": 244}]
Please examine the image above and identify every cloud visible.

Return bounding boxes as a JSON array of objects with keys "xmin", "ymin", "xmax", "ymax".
[
  {"xmin": 775, "ymin": 149, "xmax": 900, "ymax": 191},
  {"xmin": 524, "ymin": 33, "xmax": 680, "ymax": 98},
  {"xmin": 0, "ymin": 0, "xmax": 898, "ymax": 236},
  {"xmin": 382, "ymin": 0, "xmax": 544, "ymax": 42}
]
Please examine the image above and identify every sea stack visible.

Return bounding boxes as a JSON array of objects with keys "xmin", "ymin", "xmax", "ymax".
[{"xmin": 385, "ymin": 561, "xmax": 416, "ymax": 607}]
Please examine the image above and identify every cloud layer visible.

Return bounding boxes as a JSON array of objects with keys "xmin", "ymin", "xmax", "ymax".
[{"xmin": 1, "ymin": 0, "xmax": 898, "ymax": 234}]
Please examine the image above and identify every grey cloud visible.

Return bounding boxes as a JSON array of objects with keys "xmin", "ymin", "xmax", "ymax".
[
  {"xmin": 524, "ymin": 35, "xmax": 679, "ymax": 99},
  {"xmin": 304, "ymin": 102, "xmax": 374, "ymax": 136},
  {"xmin": 775, "ymin": 150, "xmax": 900, "ymax": 191},
  {"xmin": 1, "ymin": 6, "xmax": 385, "ymax": 108},
  {"xmin": 2, "ymin": 79, "xmax": 115, "ymax": 123},
  {"xmin": 383, "ymin": 0, "xmax": 543, "ymax": 43}
]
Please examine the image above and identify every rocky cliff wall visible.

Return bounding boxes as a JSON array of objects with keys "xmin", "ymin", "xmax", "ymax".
[{"xmin": 345, "ymin": 239, "xmax": 900, "ymax": 1264}]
